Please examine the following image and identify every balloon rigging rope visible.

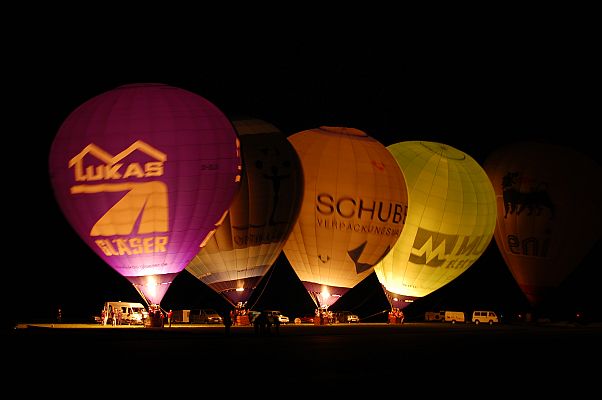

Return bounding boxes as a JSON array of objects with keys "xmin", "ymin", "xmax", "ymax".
[{"xmin": 247, "ymin": 261, "xmax": 277, "ymax": 310}]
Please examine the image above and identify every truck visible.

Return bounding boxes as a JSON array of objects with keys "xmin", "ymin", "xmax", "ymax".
[
  {"xmin": 425, "ymin": 311, "xmax": 445, "ymax": 321},
  {"xmin": 95, "ymin": 301, "xmax": 148, "ymax": 325},
  {"xmin": 444, "ymin": 311, "xmax": 465, "ymax": 323},
  {"xmin": 172, "ymin": 309, "xmax": 191, "ymax": 323},
  {"xmin": 425, "ymin": 311, "xmax": 465, "ymax": 323}
]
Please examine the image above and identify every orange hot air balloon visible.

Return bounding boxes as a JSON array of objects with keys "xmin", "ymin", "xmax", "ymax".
[
  {"xmin": 484, "ymin": 142, "xmax": 602, "ymax": 307},
  {"xmin": 283, "ymin": 127, "xmax": 409, "ymax": 309},
  {"xmin": 186, "ymin": 118, "xmax": 303, "ymax": 308}
]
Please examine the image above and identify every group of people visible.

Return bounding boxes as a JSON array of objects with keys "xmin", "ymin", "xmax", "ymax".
[
  {"xmin": 96, "ymin": 304, "xmax": 175, "ymax": 327},
  {"xmin": 252, "ymin": 311, "xmax": 280, "ymax": 336},
  {"xmin": 314, "ymin": 308, "xmax": 336, "ymax": 325},
  {"xmin": 388, "ymin": 308, "xmax": 405, "ymax": 324},
  {"xmin": 101, "ymin": 307, "xmax": 123, "ymax": 326},
  {"xmin": 228, "ymin": 307, "xmax": 250, "ymax": 326},
  {"xmin": 146, "ymin": 305, "xmax": 173, "ymax": 327}
]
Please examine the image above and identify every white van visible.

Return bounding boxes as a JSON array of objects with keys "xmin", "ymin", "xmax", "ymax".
[
  {"xmin": 444, "ymin": 311, "xmax": 465, "ymax": 323},
  {"xmin": 471, "ymin": 311, "xmax": 499, "ymax": 325},
  {"xmin": 101, "ymin": 301, "xmax": 148, "ymax": 325}
]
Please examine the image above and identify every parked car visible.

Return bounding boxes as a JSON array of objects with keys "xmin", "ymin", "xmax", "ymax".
[
  {"xmin": 248, "ymin": 310, "xmax": 289, "ymax": 324},
  {"xmin": 296, "ymin": 315, "xmax": 315, "ymax": 324},
  {"xmin": 346, "ymin": 313, "xmax": 360, "ymax": 323},
  {"xmin": 264, "ymin": 310, "xmax": 289, "ymax": 324},
  {"xmin": 335, "ymin": 311, "xmax": 360, "ymax": 323},
  {"xmin": 190, "ymin": 309, "xmax": 223, "ymax": 324}
]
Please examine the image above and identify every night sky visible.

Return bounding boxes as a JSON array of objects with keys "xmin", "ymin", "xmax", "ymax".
[{"xmin": 9, "ymin": 24, "xmax": 601, "ymax": 327}]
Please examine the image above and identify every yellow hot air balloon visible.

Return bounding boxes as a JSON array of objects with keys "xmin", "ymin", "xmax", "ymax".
[
  {"xmin": 283, "ymin": 127, "xmax": 409, "ymax": 309},
  {"xmin": 374, "ymin": 141, "xmax": 497, "ymax": 310},
  {"xmin": 186, "ymin": 118, "xmax": 303, "ymax": 308},
  {"xmin": 484, "ymin": 141, "xmax": 602, "ymax": 307}
]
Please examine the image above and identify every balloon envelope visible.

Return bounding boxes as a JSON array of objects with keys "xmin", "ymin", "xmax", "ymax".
[
  {"xmin": 374, "ymin": 141, "xmax": 497, "ymax": 309},
  {"xmin": 283, "ymin": 127, "xmax": 409, "ymax": 308},
  {"xmin": 484, "ymin": 141, "xmax": 602, "ymax": 307},
  {"xmin": 49, "ymin": 83, "xmax": 241, "ymax": 305},
  {"xmin": 186, "ymin": 118, "xmax": 304, "ymax": 307}
]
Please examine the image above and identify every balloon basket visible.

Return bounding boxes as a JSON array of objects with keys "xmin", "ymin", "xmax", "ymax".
[{"xmin": 145, "ymin": 310, "xmax": 165, "ymax": 328}]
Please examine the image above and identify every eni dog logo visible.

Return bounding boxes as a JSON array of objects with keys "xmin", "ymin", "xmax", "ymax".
[
  {"xmin": 501, "ymin": 172, "xmax": 555, "ymax": 219},
  {"xmin": 68, "ymin": 140, "xmax": 168, "ymax": 256}
]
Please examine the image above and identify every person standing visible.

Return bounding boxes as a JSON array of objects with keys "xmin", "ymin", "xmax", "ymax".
[
  {"xmin": 223, "ymin": 311, "xmax": 232, "ymax": 335},
  {"xmin": 272, "ymin": 313, "xmax": 280, "ymax": 335},
  {"xmin": 167, "ymin": 310, "xmax": 173, "ymax": 327},
  {"xmin": 57, "ymin": 308, "xmax": 62, "ymax": 323}
]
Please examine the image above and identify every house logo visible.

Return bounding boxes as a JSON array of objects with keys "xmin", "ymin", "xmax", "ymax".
[
  {"xmin": 69, "ymin": 140, "xmax": 166, "ymax": 182},
  {"xmin": 68, "ymin": 141, "xmax": 169, "ymax": 257}
]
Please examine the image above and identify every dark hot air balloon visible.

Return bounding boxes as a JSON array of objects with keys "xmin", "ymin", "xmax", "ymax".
[
  {"xmin": 484, "ymin": 141, "xmax": 602, "ymax": 307},
  {"xmin": 186, "ymin": 117, "xmax": 303, "ymax": 310}
]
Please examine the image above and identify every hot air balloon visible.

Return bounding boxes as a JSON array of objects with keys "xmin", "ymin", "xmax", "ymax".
[
  {"xmin": 49, "ymin": 83, "xmax": 241, "ymax": 313},
  {"xmin": 484, "ymin": 141, "xmax": 602, "ymax": 307},
  {"xmin": 374, "ymin": 141, "xmax": 497, "ymax": 310},
  {"xmin": 283, "ymin": 127, "xmax": 409, "ymax": 310},
  {"xmin": 185, "ymin": 117, "xmax": 303, "ymax": 309}
]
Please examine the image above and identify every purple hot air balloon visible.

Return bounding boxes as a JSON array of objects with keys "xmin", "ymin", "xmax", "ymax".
[{"xmin": 49, "ymin": 83, "xmax": 241, "ymax": 308}]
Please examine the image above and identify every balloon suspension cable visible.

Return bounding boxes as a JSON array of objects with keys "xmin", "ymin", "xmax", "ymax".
[
  {"xmin": 308, "ymin": 291, "xmax": 322, "ymax": 310},
  {"xmin": 363, "ymin": 309, "xmax": 390, "ymax": 322},
  {"xmin": 247, "ymin": 263, "xmax": 277, "ymax": 311},
  {"xmin": 132, "ymin": 283, "xmax": 152, "ymax": 308},
  {"xmin": 220, "ymin": 293, "xmax": 236, "ymax": 308},
  {"xmin": 383, "ymin": 290, "xmax": 395, "ymax": 310}
]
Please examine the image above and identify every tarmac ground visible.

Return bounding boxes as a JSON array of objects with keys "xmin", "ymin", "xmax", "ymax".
[{"xmin": 6, "ymin": 322, "xmax": 600, "ymax": 390}]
